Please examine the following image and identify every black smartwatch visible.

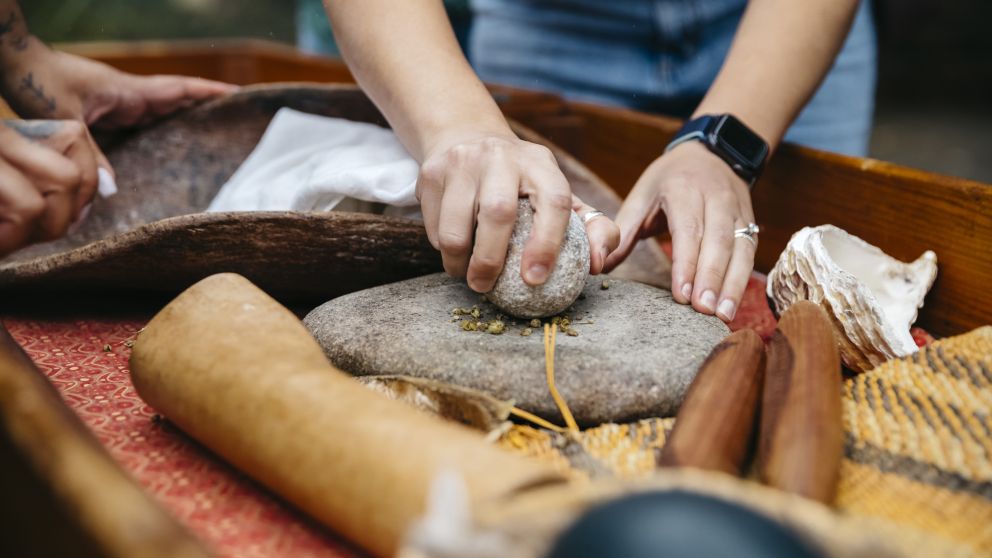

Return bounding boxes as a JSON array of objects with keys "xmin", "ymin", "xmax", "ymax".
[{"xmin": 664, "ymin": 114, "xmax": 769, "ymax": 186}]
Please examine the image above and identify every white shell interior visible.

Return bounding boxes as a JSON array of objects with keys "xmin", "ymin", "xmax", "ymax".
[{"xmin": 819, "ymin": 227, "xmax": 936, "ymax": 334}]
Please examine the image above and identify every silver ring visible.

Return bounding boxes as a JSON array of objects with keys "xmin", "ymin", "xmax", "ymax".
[
  {"xmin": 582, "ymin": 210, "xmax": 607, "ymax": 224},
  {"xmin": 734, "ymin": 223, "xmax": 760, "ymax": 247}
]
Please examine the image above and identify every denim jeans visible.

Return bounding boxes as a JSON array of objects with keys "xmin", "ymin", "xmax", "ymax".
[{"xmin": 470, "ymin": 0, "xmax": 877, "ymax": 156}]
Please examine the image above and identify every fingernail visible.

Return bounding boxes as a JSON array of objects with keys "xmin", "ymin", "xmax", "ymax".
[
  {"xmin": 525, "ymin": 264, "xmax": 549, "ymax": 284},
  {"xmin": 699, "ymin": 290, "xmax": 717, "ymax": 312},
  {"xmin": 717, "ymin": 299, "xmax": 737, "ymax": 321},
  {"xmin": 680, "ymin": 282, "xmax": 692, "ymax": 302}
]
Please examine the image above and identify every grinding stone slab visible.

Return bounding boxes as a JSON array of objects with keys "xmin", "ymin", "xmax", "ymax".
[{"xmin": 304, "ymin": 273, "xmax": 729, "ymax": 425}]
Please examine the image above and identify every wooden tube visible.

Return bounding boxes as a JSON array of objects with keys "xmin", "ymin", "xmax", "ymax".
[
  {"xmin": 129, "ymin": 273, "xmax": 562, "ymax": 558},
  {"xmin": 758, "ymin": 301, "xmax": 843, "ymax": 504},
  {"xmin": 658, "ymin": 329, "xmax": 765, "ymax": 475},
  {"xmin": 0, "ymin": 325, "xmax": 209, "ymax": 558}
]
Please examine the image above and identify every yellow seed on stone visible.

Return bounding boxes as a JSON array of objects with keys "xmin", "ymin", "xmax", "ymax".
[
  {"xmin": 529, "ymin": 319, "xmax": 541, "ymax": 328},
  {"xmin": 521, "ymin": 328, "xmax": 533, "ymax": 337}
]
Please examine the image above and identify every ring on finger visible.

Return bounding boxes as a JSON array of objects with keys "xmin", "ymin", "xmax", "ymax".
[
  {"xmin": 582, "ymin": 209, "xmax": 607, "ymax": 224},
  {"xmin": 733, "ymin": 223, "xmax": 759, "ymax": 247}
]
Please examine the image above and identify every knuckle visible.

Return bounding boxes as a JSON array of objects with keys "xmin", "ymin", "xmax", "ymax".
[
  {"xmin": 437, "ymin": 231, "xmax": 471, "ymax": 255},
  {"xmin": 480, "ymin": 197, "xmax": 518, "ymax": 224},
  {"xmin": 544, "ymin": 190, "xmax": 573, "ymax": 212},
  {"xmin": 419, "ymin": 159, "xmax": 445, "ymax": 183},
  {"xmin": 17, "ymin": 194, "xmax": 46, "ymax": 220},
  {"xmin": 527, "ymin": 143, "xmax": 555, "ymax": 162},
  {"xmin": 471, "ymin": 254, "xmax": 504, "ymax": 276}
]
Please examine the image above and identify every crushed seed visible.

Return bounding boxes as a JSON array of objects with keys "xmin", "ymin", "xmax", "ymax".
[
  {"xmin": 487, "ymin": 320, "xmax": 506, "ymax": 335},
  {"xmin": 529, "ymin": 319, "xmax": 541, "ymax": 328},
  {"xmin": 520, "ymin": 328, "xmax": 533, "ymax": 337},
  {"xmin": 601, "ymin": 280, "xmax": 610, "ymax": 290},
  {"xmin": 103, "ymin": 344, "xmax": 112, "ymax": 352},
  {"xmin": 565, "ymin": 328, "xmax": 579, "ymax": 337}
]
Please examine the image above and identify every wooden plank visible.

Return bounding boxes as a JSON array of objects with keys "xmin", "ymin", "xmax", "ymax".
[{"xmin": 59, "ymin": 39, "xmax": 355, "ymax": 85}]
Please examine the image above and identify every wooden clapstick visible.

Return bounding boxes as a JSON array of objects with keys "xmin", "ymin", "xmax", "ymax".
[
  {"xmin": 659, "ymin": 329, "xmax": 765, "ymax": 475},
  {"xmin": 0, "ymin": 324, "xmax": 209, "ymax": 558},
  {"xmin": 759, "ymin": 301, "xmax": 843, "ymax": 504}
]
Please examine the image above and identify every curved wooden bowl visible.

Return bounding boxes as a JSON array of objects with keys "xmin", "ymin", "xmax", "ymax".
[{"xmin": 0, "ymin": 83, "xmax": 668, "ymax": 302}]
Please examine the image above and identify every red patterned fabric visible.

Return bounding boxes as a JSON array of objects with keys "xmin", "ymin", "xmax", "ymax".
[{"xmin": 2, "ymin": 316, "xmax": 360, "ymax": 558}]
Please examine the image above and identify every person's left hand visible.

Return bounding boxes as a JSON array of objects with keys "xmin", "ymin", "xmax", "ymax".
[
  {"xmin": 8, "ymin": 45, "xmax": 236, "ymax": 129},
  {"xmin": 604, "ymin": 142, "xmax": 756, "ymax": 323}
]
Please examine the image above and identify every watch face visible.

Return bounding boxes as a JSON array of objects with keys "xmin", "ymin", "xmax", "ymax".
[{"xmin": 714, "ymin": 115, "xmax": 769, "ymax": 169}]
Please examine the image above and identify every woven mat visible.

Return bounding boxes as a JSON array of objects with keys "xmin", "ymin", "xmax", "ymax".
[{"xmin": 496, "ymin": 326, "xmax": 992, "ymax": 555}]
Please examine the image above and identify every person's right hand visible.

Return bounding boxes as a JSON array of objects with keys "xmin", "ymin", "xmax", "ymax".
[
  {"xmin": 0, "ymin": 119, "xmax": 101, "ymax": 256},
  {"xmin": 416, "ymin": 132, "xmax": 620, "ymax": 293}
]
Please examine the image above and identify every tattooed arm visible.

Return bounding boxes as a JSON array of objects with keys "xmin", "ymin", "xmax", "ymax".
[{"xmin": 0, "ymin": 0, "xmax": 234, "ymax": 126}]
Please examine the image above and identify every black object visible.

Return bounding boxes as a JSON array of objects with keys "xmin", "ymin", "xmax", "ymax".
[
  {"xmin": 665, "ymin": 114, "xmax": 770, "ymax": 186},
  {"xmin": 545, "ymin": 490, "xmax": 822, "ymax": 558}
]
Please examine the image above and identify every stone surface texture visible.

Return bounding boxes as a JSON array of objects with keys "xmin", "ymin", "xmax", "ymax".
[
  {"xmin": 485, "ymin": 199, "xmax": 589, "ymax": 318},
  {"xmin": 304, "ymin": 273, "xmax": 729, "ymax": 425}
]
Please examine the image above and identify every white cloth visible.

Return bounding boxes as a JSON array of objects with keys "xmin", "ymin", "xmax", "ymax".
[
  {"xmin": 207, "ymin": 108, "xmax": 421, "ymax": 218},
  {"xmin": 69, "ymin": 167, "xmax": 118, "ymax": 234}
]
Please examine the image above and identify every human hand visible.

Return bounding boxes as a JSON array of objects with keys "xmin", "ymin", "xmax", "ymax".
[
  {"xmin": 0, "ymin": 119, "xmax": 101, "ymax": 255},
  {"xmin": 605, "ymin": 142, "xmax": 756, "ymax": 322},
  {"xmin": 416, "ymin": 132, "xmax": 620, "ymax": 293},
  {"xmin": 4, "ymin": 42, "xmax": 235, "ymax": 128}
]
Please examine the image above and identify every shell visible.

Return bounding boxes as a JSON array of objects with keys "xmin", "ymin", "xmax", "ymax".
[{"xmin": 766, "ymin": 225, "xmax": 937, "ymax": 372}]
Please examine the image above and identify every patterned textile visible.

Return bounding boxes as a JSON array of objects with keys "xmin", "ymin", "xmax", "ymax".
[
  {"xmin": 2, "ymin": 316, "xmax": 360, "ymax": 558},
  {"xmin": 497, "ymin": 327, "xmax": 992, "ymax": 555}
]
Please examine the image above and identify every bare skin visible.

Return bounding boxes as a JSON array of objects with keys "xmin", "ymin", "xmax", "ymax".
[
  {"xmin": 324, "ymin": 1, "xmax": 621, "ymax": 294},
  {"xmin": 324, "ymin": 0, "xmax": 858, "ymax": 321},
  {"xmin": 0, "ymin": 119, "xmax": 99, "ymax": 254},
  {"xmin": 0, "ymin": 0, "xmax": 235, "ymax": 256}
]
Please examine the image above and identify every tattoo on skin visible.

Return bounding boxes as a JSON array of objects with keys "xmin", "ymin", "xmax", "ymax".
[
  {"xmin": 11, "ymin": 33, "xmax": 26, "ymax": 51},
  {"xmin": 2, "ymin": 119, "xmax": 61, "ymax": 139},
  {"xmin": 2, "ymin": 119, "xmax": 62, "ymax": 141},
  {"xmin": 19, "ymin": 72, "xmax": 56, "ymax": 114}
]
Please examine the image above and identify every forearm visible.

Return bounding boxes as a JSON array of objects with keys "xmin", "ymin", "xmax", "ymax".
[
  {"xmin": 694, "ymin": 0, "xmax": 859, "ymax": 150},
  {"xmin": 0, "ymin": 1, "xmax": 58, "ymax": 118},
  {"xmin": 323, "ymin": 0, "xmax": 511, "ymax": 161}
]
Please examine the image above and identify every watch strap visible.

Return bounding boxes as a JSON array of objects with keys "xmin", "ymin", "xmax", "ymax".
[{"xmin": 664, "ymin": 115, "xmax": 715, "ymax": 154}]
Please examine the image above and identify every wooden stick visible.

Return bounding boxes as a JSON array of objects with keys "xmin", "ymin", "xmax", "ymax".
[
  {"xmin": 129, "ymin": 273, "xmax": 563, "ymax": 558},
  {"xmin": 543, "ymin": 324, "xmax": 578, "ymax": 433},
  {"xmin": 0, "ymin": 324, "xmax": 209, "ymax": 558},
  {"xmin": 758, "ymin": 301, "xmax": 844, "ymax": 504},
  {"xmin": 658, "ymin": 329, "xmax": 765, "ymax": 475}
]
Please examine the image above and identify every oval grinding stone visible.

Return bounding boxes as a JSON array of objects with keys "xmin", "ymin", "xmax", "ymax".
[
  {"xmin": 484, "ymin": 199, "xmax": 589, "ymax": 319},
  {"xmin": 304, "ymin": 273, "xmax": 729, "ymax": 425}
]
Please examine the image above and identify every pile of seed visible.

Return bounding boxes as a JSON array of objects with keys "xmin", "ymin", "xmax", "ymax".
[{"xmin": 451, "ymin": 304, "xmax": 591, "ymax": 337}]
